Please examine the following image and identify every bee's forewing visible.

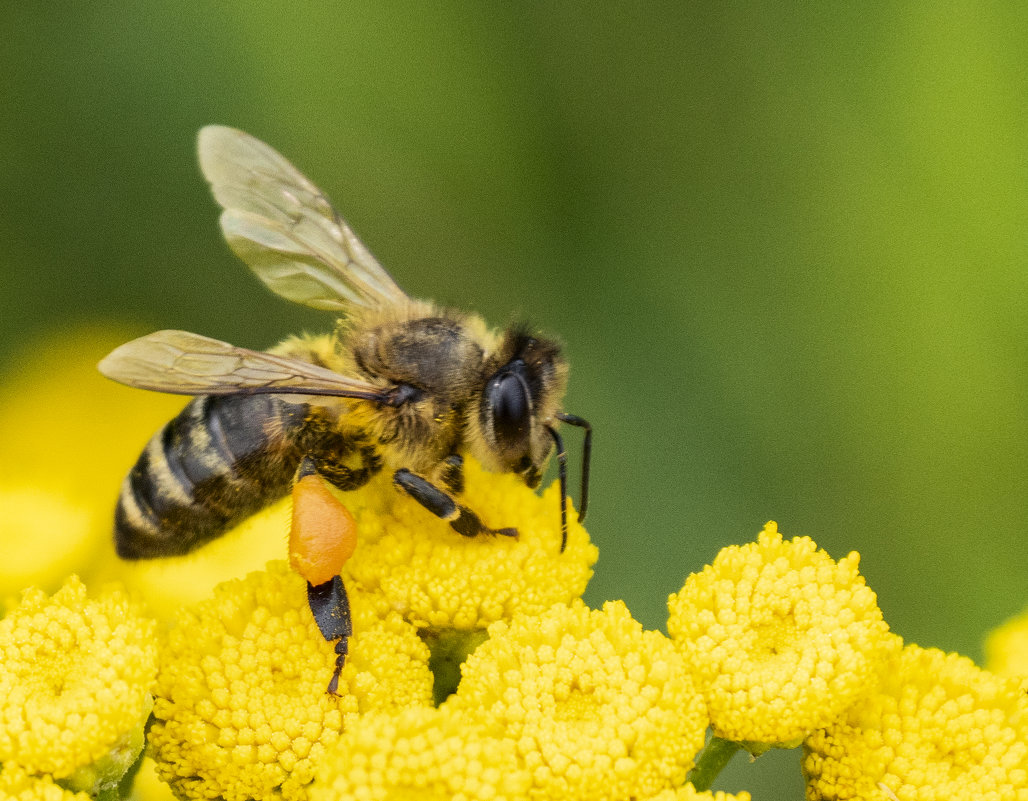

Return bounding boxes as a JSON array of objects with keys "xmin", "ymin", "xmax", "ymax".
[
  {"xmin": 98, "ymin": 330, "xmax": 385, "ymax": 399},
  {"xmin": 197, "ymin": 125, "xmax": 410, "ymax": 312}
]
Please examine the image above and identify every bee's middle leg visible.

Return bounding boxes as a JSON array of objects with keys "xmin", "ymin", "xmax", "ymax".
[{"xmin": 393, "ymin": 467, "xmax": 517, "ymax": 539}]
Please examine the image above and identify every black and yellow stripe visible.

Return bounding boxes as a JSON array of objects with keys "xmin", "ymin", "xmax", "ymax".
[{"xmin": 114, "ymin": 394, "xmax": 305, "ymax": 558}]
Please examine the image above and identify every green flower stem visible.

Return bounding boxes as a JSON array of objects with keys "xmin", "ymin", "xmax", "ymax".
[
  {"xmin": 96, "ymin": 787, "xmax": 120, "ymax": 801},
  {"xmin": 686, "ymin": 735, "xmax": 741, "ymax": 791},
  {"xmin": 420, "ymin": 627, "xmax": 489, "ymax": 705}
]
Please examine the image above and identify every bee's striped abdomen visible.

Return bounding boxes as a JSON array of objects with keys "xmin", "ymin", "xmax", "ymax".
[{"xmin": 115, "ymin": 394, "xmax": 305, "ymax": 558}]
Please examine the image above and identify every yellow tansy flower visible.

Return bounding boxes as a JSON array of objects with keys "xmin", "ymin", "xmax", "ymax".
[
  {"xmin": 341, "ymin": 458, "xmax": 597, "ymax": 630},
  {"xmin": 452, "ymin": 599, "xmax": 708, "ymax": 801},
  {"xmin": 803, "ymin": 643, "xmax": 1028, "ymax": 800},
  {"xmin": 148, "ymin": 560, "xmax": 433, "ymax": 801},
  {"xmin": 311, "ymin": 706, "xmax": 531, "ymax": 801},
  {"xmin": 0, "ymin": 765, "xmax": 92, "ymax": 801},
  {"xmin": 0, "ymin": 577, "xmax": 156, "ymax": 787},
  {"xmin": 668, "ymin": 522, "xmax": 898, "ymax": 747},
  {"xmin": 642, "ymin": 786, "xmax": 752, "ymax": 801},
  {"xmin": 984, "ymin": 606, "xmax": 1028, "ymax": 678}
]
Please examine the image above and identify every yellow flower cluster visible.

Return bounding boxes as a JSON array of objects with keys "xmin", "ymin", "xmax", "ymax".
[
  {"xmin": 667, "ymin": 522, "xmax": 898, "ymax": 747},
  {"xmin": 4, "ymin": 328, "xmax": 1027, "ymax": 799},
  {"xmin": 143, "ymin": 443, "xmax": 599, "ymax": 800},
  {"xmin": 309, "ymin": 600, "xmax": 708, "ymax": 800},
  {"xmin": 341, "ymin": 458, "xmax": 598, "ymax": 629},
  {"xmin": 311, "ymin": 706, "xmax": 531, "ymax": 800},
  {"xmin": 0, "ymin": 765, "xmax": 92, "ymax": 801},
  {"xmin": 0, "ymin": 577, "xmax": 156, "ymax": 793},
  {"xmin": 450, "ymin": 600, "xmax": 708, "ymax": 800},
  {"xmin": 985, "ymin": 606, "xmax": 1028, "ymax": 679},
  {"xmin": 148, "ymin": 560, "xmax": 433, "ymax": 801},
  {"xmin": 803, "ymin": 643, "xmax": 1028, "ymax": 800}
]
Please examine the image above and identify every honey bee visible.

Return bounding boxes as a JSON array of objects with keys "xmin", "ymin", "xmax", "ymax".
[{"xmin": 99, "ymin": 126, "xmax": 591, "ymax": 691}]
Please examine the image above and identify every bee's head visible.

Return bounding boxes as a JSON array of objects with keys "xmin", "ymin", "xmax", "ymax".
[{"xmin": 468, "ymin": 327, "xmax": 568, "ymax": 487}]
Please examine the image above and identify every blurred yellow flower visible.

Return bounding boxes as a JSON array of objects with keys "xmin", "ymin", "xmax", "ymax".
[
  {"xmin": 0, "ymin": 765, "xmax": 92, "ymax": 801},
  {"xmin": 0, "ymin": 487, "xmax": 96, "ymax": 599},
  {"xmin": 0, "ymin": 327, "xmax": 180, "ymax": 597},
  {"xmin": 311, "ymin": 706, "xmax": 531, "ymax": 801},
  {"xmin": 0, "ymin": 326, "xmax": 302, "ymax": 616},
  {"xmin": 667, "ymin": 522, "xmax": 898, "ymax": 747},
  {"xmin": 342, "ymin": 459, "xmax": 597, "ymax": 630},
  {"xmin": 0, "ymin": 325, "xmax": 183, "ymax": 516},
  {"xmin": 0, "ymin": 577, "xmax": 156, "ymax": 789},
  {"xmin": 984, "ymin": 606, "xmax": 1028, "ymax": 678},
  {"xmin": 452, "ymin": 599, "xmax": 708, "ymax": 801},
  {"xmin": 803, "ymin": 643, "xmax": 1028, "ymax": 801},
  {"xmin": 148, "ymin": 560, "xmax": 433, "ymax": 801},
  {"xmin": 107, "ymin": 496, "xmax": 291, "ymax": 624}
]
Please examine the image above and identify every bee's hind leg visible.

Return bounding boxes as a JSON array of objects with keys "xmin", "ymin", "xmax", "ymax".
[
  {"xmin": 292, "ymin": 456, "xmax": 357, "ymax": 695},
  {"xmin": 306, "ymin": 575, "xmax": 352, "ymax": 695},
  {"xmin": 392, "ymin": 468, "xmax": 517, "ymax": 539}
]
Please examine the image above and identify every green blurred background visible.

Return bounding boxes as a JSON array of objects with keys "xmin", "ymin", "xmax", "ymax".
[{"xmin": 3, "ymin": 4, "xmax": 1026, "ymax": 796}]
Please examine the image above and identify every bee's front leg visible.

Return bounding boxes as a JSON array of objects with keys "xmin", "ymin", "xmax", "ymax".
[{"xmin": 393, "ymin": 467, "xmax": 517, "ymax": 539}]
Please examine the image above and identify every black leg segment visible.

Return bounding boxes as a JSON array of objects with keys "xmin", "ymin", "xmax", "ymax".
[
  {"xmin": 546, "ymin": 425, "xmax": 569, "ymax": 553},
  {"xmin": 555, "ymin": 412, "xmax": 591, "ymax": 522},
  {"xmin": 393, "ymin": 468, "xmax": 517, "ymax": 540},
  {"xmin": 307, "ymin": 575, "xmax": 352, "ymax": 695}
]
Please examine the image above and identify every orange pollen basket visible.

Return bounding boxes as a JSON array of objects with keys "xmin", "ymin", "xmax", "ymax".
[{"xmin": 289, "ymin": 473, "xmax": 358, "ymax": 587}]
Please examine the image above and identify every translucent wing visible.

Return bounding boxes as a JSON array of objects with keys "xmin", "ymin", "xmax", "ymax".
[
  {"xmin": 98, "ymin": 330, "xmax": 388, "ymax": 401},
  {"xmin": 197, "ymin": 125, "xmax": 410, "ymax": 312}
]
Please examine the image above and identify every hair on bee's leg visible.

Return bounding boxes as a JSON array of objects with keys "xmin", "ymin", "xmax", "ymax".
[
  {"xmin": 393, "ymin": 468, "xmax": 517, "ymax": 539},
  {"xmin": 440, "ymin": 454, "xmax": 465, "ymax": 494},
  {"xmin": 306, "ymin": 575, "xmax": 352, "ymax": 695}
]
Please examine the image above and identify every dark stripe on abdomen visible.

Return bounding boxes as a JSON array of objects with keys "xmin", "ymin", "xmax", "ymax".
[{"xmin": 114, "ymin": 394, "xmax": 306, "ymax": 559}]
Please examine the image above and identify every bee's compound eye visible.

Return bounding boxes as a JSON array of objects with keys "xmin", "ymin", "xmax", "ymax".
[{"xmin": 489, "ymin": 370, "xmax": 531, "ymax": 456}]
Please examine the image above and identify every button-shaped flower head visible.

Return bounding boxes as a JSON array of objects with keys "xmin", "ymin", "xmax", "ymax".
[
  {"xmin": 148, "ymin": 560, "xmax": 434, "ymax": 801},
  {"xmin": 0, "ymin": 578, "xmax": 156, "ymax": 788},
  {"xmin": 452, "ymin": 599, "xmax": 708, "ymax": 800},
  {"xmin": 668, "ymin": 522, "xmax": 899, "ymax": 747},
  {"xmin": 804, "ymin": 643, "xmax": 1028, "ymax": 800}
]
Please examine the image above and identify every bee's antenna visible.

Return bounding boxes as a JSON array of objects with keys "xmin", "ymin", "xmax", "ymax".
[
  {"xmin": 545, "ymin": 424, "xmax": 569, "ymax": 553},
  {"xmin": 556, "ymin": 412, "xmax": 592, "ymax": 522}
]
